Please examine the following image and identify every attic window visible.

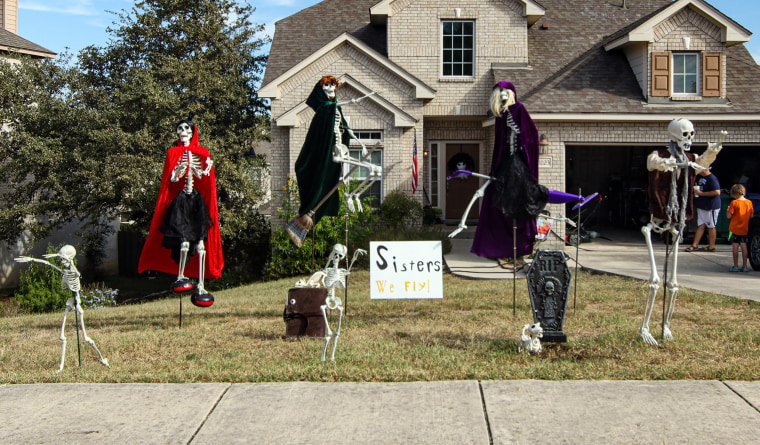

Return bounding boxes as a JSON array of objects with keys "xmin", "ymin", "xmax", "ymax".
[
  {"xmin": 650, "ymin": 51, "xmax": 722, "ymax": 99},
  {"xmin": 442, "ymin": 21, "xmax": 474, "ymax": 77},
  {"xmin": 672, "ymin": 53, "xmax": 699, "ymax": 96}
]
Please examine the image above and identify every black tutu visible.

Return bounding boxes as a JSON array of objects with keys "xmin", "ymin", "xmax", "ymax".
[
  {"xmin": 160, "ymin": 189, "xmax": 212, "ymax": 264},
  {"xmin": 491, "ymin": 150, "xmax": 548, "ymax": 220}
]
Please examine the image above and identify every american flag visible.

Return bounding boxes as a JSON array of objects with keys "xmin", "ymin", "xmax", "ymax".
[{"xmin": 412, "ymin": 129, "xmax": 418, "ymax": 194}]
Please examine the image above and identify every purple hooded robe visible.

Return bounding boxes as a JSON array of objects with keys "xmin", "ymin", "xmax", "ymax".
[{"xmin": 470, "ymin": 81, "xmax": 540, "ymax": 258}]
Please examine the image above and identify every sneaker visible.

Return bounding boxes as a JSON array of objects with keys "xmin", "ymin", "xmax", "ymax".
[
  {"xmin": 741, "ymin": 268, "xmax": 751, "ymax": 272},
  {"xmin": 729, "ymin": 266, "xmax": 740, "ymax": 272}
]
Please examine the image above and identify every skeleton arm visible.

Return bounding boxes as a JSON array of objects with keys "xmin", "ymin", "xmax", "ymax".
[
  {"xmin": 348, "ymin": 249, "xmax": 367, "ymax": 272},
  {"xmin": 202, "ymin": 158, "xmax": 214, "ymax": 176},
  {"xmin": 695, "ymin": 130, "xmax": 727, "ymax": 169},
  {"xmin": 14, "ymin": 257, "xmax": 64, "ymax": 274},
  {"xmin": 646, "ymin": 151, "xmax": 704, "ymax": 172}
]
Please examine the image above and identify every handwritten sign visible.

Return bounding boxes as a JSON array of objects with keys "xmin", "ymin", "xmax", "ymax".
[{"xmin": 370, "ymin": 241, "xmax": 444, "ymax": 300}]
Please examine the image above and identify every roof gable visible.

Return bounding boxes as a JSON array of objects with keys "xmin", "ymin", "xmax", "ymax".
[
  {"xmin": 605, "ymin": 0, "xmax": 751, "ymax": 51},
  {"xmin": 259, "ymin": 32, "xmax": 435, "ymax": 100},
  {"xmin": 370, "ymin": 0, "xmax": 545, "ymax": 25},
  {"xmin": 276, "ymin": 74, "xmax": 417, "ymax": 128}
]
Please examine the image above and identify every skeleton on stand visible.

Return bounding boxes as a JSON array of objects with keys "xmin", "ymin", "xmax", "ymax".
[
  {"xmin": 289, "ymin": 76, "xmax": 383, "ymax": 247},
  {"xmin": 167, "ymin": 120, "xmax": 215, "ymax": 306},
  {"xmin": 639, "ymin": 118, "xmax": 726, "ymax": 345},
  {"xmin": 324, "ymin": 79, "xmax": 383, "ymax": 214},
  {"xmin": 320, "ymin": 244, "xmax": 366, "ymax": 362},
  {"xmin": 15, "ymin": 246, "xmax": 109, "ymax": 373},
  {"xmin": 138, "ymin": 116, "xmax": 224, "ymax": 307}
]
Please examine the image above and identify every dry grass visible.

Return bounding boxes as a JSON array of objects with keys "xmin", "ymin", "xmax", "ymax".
[{"xmin": 1, "ymin": 270, "xmax": 759, "ymax": 384}]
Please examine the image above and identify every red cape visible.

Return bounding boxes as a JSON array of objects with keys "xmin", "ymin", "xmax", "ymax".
[{"xmin": 138, "ymin": 128, "xmax": 224, "ymax": 279}]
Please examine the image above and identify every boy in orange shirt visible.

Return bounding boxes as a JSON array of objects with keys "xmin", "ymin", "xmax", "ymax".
[{"xmin": 726, "ymin": 184, "xmax": 754, "ymax": 272}]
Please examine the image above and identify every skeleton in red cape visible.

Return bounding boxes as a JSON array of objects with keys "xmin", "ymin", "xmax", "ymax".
[
  {"xmin": 138, "ymin": 116, "xmax": 223, "ymax": 307},
  {"xmin": 639, "ymin": 118, "xmax": 726, "ymax": 346}
]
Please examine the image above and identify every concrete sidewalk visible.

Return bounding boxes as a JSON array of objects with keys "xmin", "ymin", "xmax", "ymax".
[
  {"xmin": 2, "ymin": 381, "xmax": 760, "ymax": 444},
  {"xmin": 444, "ymin": 227, "xmax": 758, "ymax": 302}
]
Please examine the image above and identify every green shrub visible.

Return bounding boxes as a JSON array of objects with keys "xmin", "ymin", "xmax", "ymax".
[
  {"xmin": 14, "ymin": 244, "xmax": 73, "ymax": 313},
  {"xmin": 265, "ymin": 177, "xmax": 378, "ymax": 280},
  {"xmin": 379, "ymin": 191, "xmax": 423, "ymax": 230},
  {"xmin": 207, "ymin": 209, "xmax": 271, "ymax": 291}
]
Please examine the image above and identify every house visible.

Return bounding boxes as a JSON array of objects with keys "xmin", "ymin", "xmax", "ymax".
[
  {"xmin": 0, "ymin": 0, "xmax": 55, "ymax": 62},
  {"xmin": 260, "ymin": 0, "xmax": 760, "ymax": 245}
]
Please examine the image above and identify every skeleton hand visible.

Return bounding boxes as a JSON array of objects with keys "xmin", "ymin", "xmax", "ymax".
[
  {"xmin": 14, "ymin": 256, "xmax": 34, "ymax": 263},
  {"xmin": 449, "ymin": 224, "xmax": 467, "ymax": 238},
  {"xmin": 688, "ymin": 161, "xmax": 706, "ymax": 171},
  {"xmin": 202, "ymin": 158, "xmax": 214, "ymax": 176},
  {"xmin": 171, "ymin": 160, "xmax": 188, "ymax": 182}
]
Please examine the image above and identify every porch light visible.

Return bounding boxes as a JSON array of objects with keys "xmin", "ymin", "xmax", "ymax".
[{"xmin": 539, "ymin": 134, "xmax": 550, "ymax": 155}]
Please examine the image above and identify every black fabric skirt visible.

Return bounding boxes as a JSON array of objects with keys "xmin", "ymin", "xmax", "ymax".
[
  {"xmin": 491, "ymin": 151, "xmax": 548, "ymax": 220},
  {"xmin": 160, "ymin": 189, "xmax": 212, "ymax": 264}
]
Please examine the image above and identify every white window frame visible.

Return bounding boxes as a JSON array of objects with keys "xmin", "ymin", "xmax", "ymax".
[
  {"xmin": 441, "ymin": 20, "xmax": 475, "ymax": 78},
  {"xmin": 345, "ymin": 131, "xmax": 384, "ymax": 206},
  {"xmin": 672, "ymin": 52, "xmax": 700, "ymax": 97}
]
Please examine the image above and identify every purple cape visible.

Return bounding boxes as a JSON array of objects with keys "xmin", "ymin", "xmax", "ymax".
[{"xmin": 470, "ymin": 100, "xmax": 539, "ymax": 258}]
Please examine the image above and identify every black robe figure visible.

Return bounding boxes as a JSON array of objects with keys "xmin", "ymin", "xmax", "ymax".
[{"xmin": 294, "ymin": 75, "xmax": 353, "ymax": 224}]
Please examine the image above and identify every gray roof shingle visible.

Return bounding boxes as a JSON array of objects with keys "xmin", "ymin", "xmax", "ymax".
[
  {"xmin": 265, "ymin": 0, "xmax": 760, "ymax": 114},
  {"xmin": 262, "ymin": 0, "xmax": 384, "ymax": 85},
  {"xmin": 0, "ymin": 29, "xmax": 56, "ymax": 58}
]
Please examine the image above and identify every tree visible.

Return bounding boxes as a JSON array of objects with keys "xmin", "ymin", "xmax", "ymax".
[{"xmin": 0, "ymin": 0, "xmax": 271, "ymax": 278}]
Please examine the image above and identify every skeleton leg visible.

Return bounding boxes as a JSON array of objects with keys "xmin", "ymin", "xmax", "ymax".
[
  {"xmin": 191, "ymin": 241, "xmax": 214, "ymax": 307},
  {"xmin": 56, "ymin": 298, "xmax": 75, "ymax": 373},
  {"xmin": 75, "ymin": 296, "xmax": 110, "ymax": 369},
  {"xmin": 173, "ymin": 241, "xmax": 195, "ymax": 293},
  {"xmin": 662, "ymin": 226, "xmax": 682, "ymax": 342},
  {"xmin": 320, "ymin": 303, "xmax": 333, "ymax": 362},
  {"xmin": 449, "ymin": 179, "xmax": 491, "ymax": 238},
  {"xmin": 347, "ymin": 166, "xmax": 382, "ymax": 212},
  {"xmin": 640, "ymin": 223, "xmax": 661, "ymax": 346},
  {"xmin": 329, "ymin": 305, "xmax": 345, "ymax": 362}
]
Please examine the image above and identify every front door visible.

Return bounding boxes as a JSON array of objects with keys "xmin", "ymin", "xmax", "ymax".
[{"xmin": 445, "ymin": 143, "xmax": 480, "ymax": 222}]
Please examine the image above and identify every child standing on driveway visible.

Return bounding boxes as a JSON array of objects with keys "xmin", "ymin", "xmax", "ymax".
[{"xmin": 726, "ymin": 184, "xmax": 754, "ymax": 272}]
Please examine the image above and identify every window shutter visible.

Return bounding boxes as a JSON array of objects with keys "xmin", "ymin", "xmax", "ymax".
[
  {"xmin": 702, "ymin": 52, "xmax": 722, "ymax": 97},
  {"xmin": 651, "ymin": 51, "xmax": 671, "ymax": 97}
]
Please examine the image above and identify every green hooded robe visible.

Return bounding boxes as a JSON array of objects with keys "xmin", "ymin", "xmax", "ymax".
[{"xmin": 295, "ymin": 80, "xmax": 353, "ymax": 224}]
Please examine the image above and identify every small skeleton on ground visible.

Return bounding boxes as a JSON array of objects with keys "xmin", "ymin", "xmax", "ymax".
[
  {"xmin": 322, "ymin": 77, "xmax": 382, "ymax": 213},
  {"xmin": 15, "ymin": 245, "xmax": 109, "ymax": 373},
  {"xmin": 639, "ymin": 118, "xmax": 726, "ymax": 346},
  {"xmin": 518, "ymin": 322, "xmax": 543, "ymax": 354},
  {"xmin": 320, "ymin": 244, "xmax": 366, "ymax": 362}
]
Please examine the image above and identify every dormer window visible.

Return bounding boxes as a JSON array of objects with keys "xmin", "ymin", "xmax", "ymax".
[
  {"xmin": 672, "ymin": 53, "xmax": 699, "ymax": 97},
  {"xmin": 442, "ymin": 21, "xmax": 474, "ymax": 77},
  {"xmin": 651, "ymin": 51, "xmax": 722, "ymax": 99}
]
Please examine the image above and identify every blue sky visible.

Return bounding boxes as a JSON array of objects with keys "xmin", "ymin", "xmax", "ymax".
[{"xmin": 17, "ymin": 0, "xmax": 760, "ymax": 63}]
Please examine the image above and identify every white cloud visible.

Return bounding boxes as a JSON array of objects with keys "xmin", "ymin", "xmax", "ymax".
[{"xmin": 21, "ymin": 1, "xmax": 98, "ymax": 16}]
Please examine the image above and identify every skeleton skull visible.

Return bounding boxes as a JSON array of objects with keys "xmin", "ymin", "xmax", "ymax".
[
  {"xmin": 328, "ymin": 244, "xmax": 347, "ymax": 266},
  {"xmin": 322, "ymin": 82, "xmax": 337, "ymax": 100},
  {"xmin": 177, "ymin": 122, "xmax": 193, "ymax": 146},
  {"xmin": 668, "ymin": 118, "xmax": 695, "ymax": 151}
]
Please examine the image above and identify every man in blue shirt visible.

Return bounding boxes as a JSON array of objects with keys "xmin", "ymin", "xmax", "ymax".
[{"xmin": 686, "ymin": 168, "xmax": 721, "ymax": 252}]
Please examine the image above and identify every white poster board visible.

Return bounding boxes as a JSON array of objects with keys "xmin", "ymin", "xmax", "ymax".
[{"xmin": 370, "ymin": 241, "xmax": 443, "ymax": 299}]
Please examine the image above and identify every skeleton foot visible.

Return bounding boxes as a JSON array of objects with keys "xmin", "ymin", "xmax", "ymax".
[
  {"xmin": 639, "ymin": 327, "xmax": 659, "ymax": 346},
  {"xmin": 191, "ymin": 291, "xmax": 215, "ymax": 307},
  {"xmin": 354, "ymin": 195, "xmax": 363, "ymax": 213},
  {"xmin": 662, "ymin": 326, "xmax": 674, "ymax": 343},
  {"xmin": 345, "ymin": 193, "xmax": 355, "ymax": 213},
  {"xmin": 173, "ymin": 277, "xmax": 196, "ymax": 293}
]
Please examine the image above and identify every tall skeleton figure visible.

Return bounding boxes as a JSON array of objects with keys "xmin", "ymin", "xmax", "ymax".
[
  {"xmin": 15, "ymin": 246, "xmax": 109, "ymax": 373},
  {"xmin": 639, "ymin": 118, "xmax": 726, "ymax": 345},
  {"xmin": 294, "ymin": 76, "xmax": 382, "ymax": 226},
  {"xmin": 138, "ymin": 116, "xmax": 224, "ymax": 307},
  {"xmin": 320, "ymin": 244, "xmax": 366, "ymax": 362},
  {"xmin": 450, "ymin": 81, "xmax": 591, "ymax": 259}
]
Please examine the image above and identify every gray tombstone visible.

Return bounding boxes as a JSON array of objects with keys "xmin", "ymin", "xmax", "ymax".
[{"xmin": 526, "ymin": 250, "xmax": 572, "ymax": 342}]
